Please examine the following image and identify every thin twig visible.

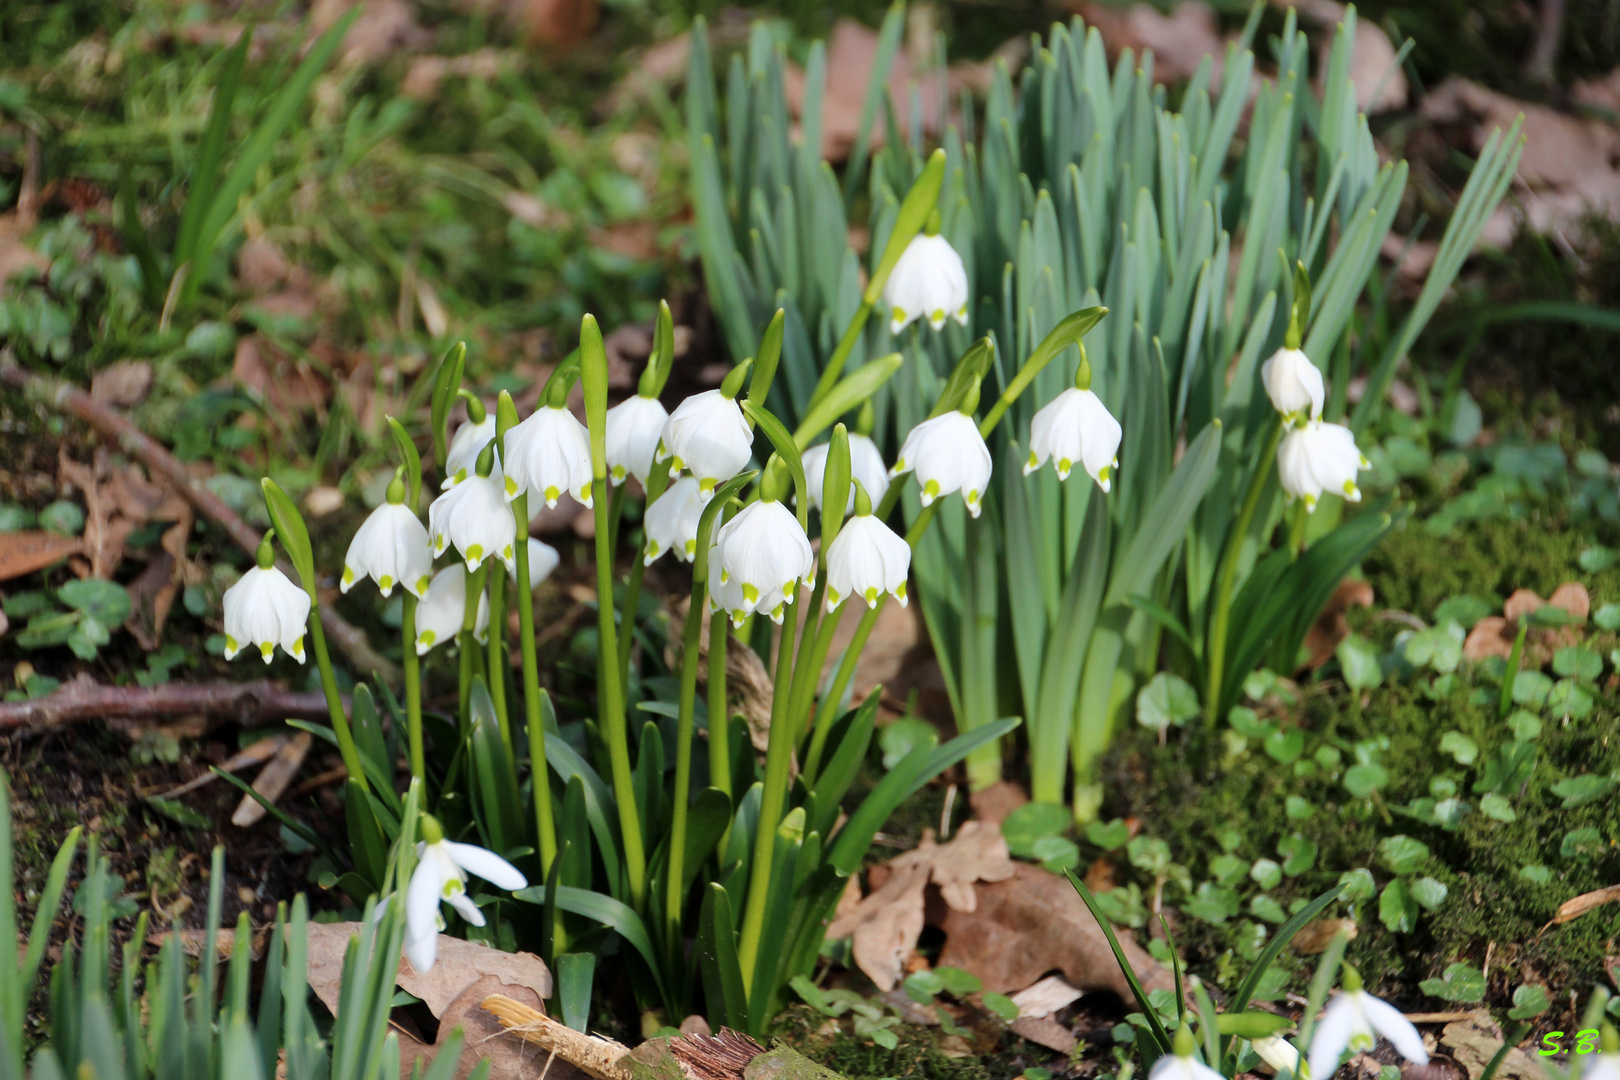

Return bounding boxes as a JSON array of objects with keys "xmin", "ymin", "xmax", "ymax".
[
  {"xmin": 0, "ymin": 362, "xmax": 399, "ymax": 684},
  {"xmin": 0, "ymin": 678, "xmax": 343, "ymax": 732}
]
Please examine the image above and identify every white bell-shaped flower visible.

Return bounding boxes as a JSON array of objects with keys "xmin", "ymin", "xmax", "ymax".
[
  {"xmin": 428, "ymin": 449, "xmax": 516, "ymax": 571},
  {"xmin": 1581, "ymin": 1048, "xmax": 1620, "ymax": 1080},
  {"xmin": 442, "ymin": 413, "xmax": 498, "ymax": 488},
  {"xmin": 884, "ymin": 233, "xmax": 970, "ymax": 333},
  {"xmin": 1307, "ymin": 976, "xmax": 1428, "ymax": 1080},
  {"xmin": 656, "ymin": 389, "xmax": 753, "ymax": 501},
  {"xmin": 223, "ymin": 561, "xmax": 310, "ymax": 665},
  {"xmin": 1278, "ymin": 420, "xmax": 1368, "ymax": 512},
  {"xmin": 1149, "ymin": 1046, "xmax": 1227, "ymax": 1080},
  {"xmin": 803, "ymin": 434, "xmax": 890, "ymax": 514},
  {"xmin": 502, "ymin": 405, "xmax": 593, "ymax": 510},
  {"xmin": 414, "ymin": 564, "xmax": 489, "ymax": 655},
  {"xmin": 341, "ymin": 479, "xmax": 433, "ymax": 600},
  {"xmin": 707, "ymin": 498, "xmax": 814, "ymax": 627},
  {"xmin": 1262, "ymin": 346, "xmax": 1326, "ymax": 420},
  {"xmin": 824, "ymin": 497, "xmax": 910, "ymax": 612},
  {"xmin": 1250, "ymin": 1036, "xmax": 1304, "ymax": 1078},
  {"xmin": 605, "ymin": 394, "xmax": 669, "ymax": 487},
  {"xmin": 1025, "ymin": 387, "xmax": 1123, "ymax": 490},
  {"xmin": 501, "ymin": 538, "xmax": 561, "ymax": 585},
  {"xmin": 892, "ymin": 410, "xmax": 993, "ymax": 517},
  {"xmin": 404, "ymin": 818, "xmax": 527, "ymax": 974},
  {"xmin": 643, "ymin": 476, "xmax": 705, "ymax": 565}
]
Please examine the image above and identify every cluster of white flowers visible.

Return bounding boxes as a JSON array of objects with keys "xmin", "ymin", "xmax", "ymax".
[{"xmin": 1262, "ymin": 345, "xmax": 1369, "ymax": 512}]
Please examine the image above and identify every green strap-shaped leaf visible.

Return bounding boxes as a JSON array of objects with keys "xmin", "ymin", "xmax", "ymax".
[
  {"xmin": 173, "ymin": 27, "xmax": 252, "ymax": 272},
  {"xmin": 261, "ymin": 477, "xmax": 315, "ymax": 594},
  {"xmin": 791, "ymin": 353, "xmax": 902, "ymax": 448},
  {"xmin": 741, "ymin": 402, "xmax": 808, "ymax": 521},
  {"xmin": 430, "ymin": 342, "xmax": 467, "ymax": 468},
  {"xmin": 386, "ymin": 416, "xmax": 422, "ymax": 509}
]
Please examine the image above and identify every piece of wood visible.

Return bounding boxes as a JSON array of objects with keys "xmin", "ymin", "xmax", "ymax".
[{"xmin": 0, "ymin": 678, "xmax": 342, "ymax": 732}]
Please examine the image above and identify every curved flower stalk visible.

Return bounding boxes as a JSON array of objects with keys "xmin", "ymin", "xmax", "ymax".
[
  {"xmin": 428, "ymin": 444, "xmax": 515, "ymax": 571},
  {"xmin": 644, "ymin": 476, "xmax": 705, "ymax": 564},
  {"xmin": 891, "ymin": 400, "xmax": 993, "ymax": 517},
  {"xmin": 707, "ymin": 498, "xmax": 815, "ymax": 627},
  {"xmin": 1024, "ymin": 347, "xmax": 1122, "ymax": 490},
  {"xmin": 503, "ymin": 404, "xmax": 594, "ymax": 509},
  {"xmin": 824, "ymin": 482, "xmax": 909, "ymax": 612},
  {"xmin": 656, "ymin": 384, "xmax": 753, "ymax": 500},
  {"xmin": 804, "ymin": 434, "xmax": 888, "ymax": 514},
  {"xmin": 415, "ymin": 564, "xmax": 489, "ymax": 655},
  {"xmin": 884, "ymin": 230, "xmax": 969, "ymax": 333},
  {"xmin": 605, "ymin": 394, "xmax": 670, "ymax": 486},
  {"xmin": 1262, "ymin": 346, "xmax": 1326, "ymax": 421},
  {"xmin": 1307, "ymin": 967, "xmax": 1428, "ymax": 1080},
  {"xmin": 405, "ymin": 815, "xmax": 527, "ymax": 973},
  {"xmin": 341, "ymin": 475, "xmax": 433, "ymax": 599},
  {"xmin": 1278, "ymin": 421, "xmax": 1368, "ymax": 512},
  {"xmin": 222, "ymin": 532, "xmax": 310, "ymax": 664}
]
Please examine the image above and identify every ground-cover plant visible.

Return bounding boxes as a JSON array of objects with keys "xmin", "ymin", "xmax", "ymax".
[{"xmin": 686, "ymin": 3, "xmax": 1522, "ymax": 816}]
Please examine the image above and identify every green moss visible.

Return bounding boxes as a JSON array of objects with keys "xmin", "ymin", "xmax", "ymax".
[{"xmin": 771, "ymin": 1011, "xmax": 997, "ymax": 1080}]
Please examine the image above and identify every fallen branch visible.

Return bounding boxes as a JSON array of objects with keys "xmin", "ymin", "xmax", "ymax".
[
  {"xmin": 0, "ymin": 362, "xmax": 399, "ymax": 684},
  {"xmin": 0, "ymin": 678, "xmax": 343, "ymax": 732}
]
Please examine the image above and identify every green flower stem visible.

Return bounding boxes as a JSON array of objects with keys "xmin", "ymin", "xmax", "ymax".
[
  {"xmin": 735, "ymin": 584, "xmax": 802, "ymax": 990},
  {"xmin": 797, "ymin": 604, "xmax": 849, "ymax": 784},
  {"xmin": 457, "ymin": 564, "xmax": 487, "ymax": 725},
  {"xmin": 487, "ymin": 560, "xmax": 511, "ymax": 750},
  {"xmin": 618, "ymin": 468, "xmax": 669, "ymax": 692},
  {"xmin": 707, "ymin": 610, "xmax": 731, "ymax": 803},
  {"xmin": 664, "ymin": 585, "xmax": 706, "ymax": 976},
  {"xmin": 306, "ymin": 607, "xmax": 367, "ymax": 793},
  {"xmin": 512, "ymin": 492, "xmax": 558, "ymax": 873},
  {"xmin": 808, "ymin": 301, "xmax": 874, "ymax": 409},
  {"xmin": 607, "ymin": 483, "xmax": 626, "ymax": 561},
  {"xmin": 1204, "ymin": 416, "xmax": 1285, "ymax": 727},
  {"xmin": 401, "ymin": 593, "xmax": 423, "ymax": 780},
  {"xmin": 787, "ymin": 573, "xmax": 830, "ymax": 742}
]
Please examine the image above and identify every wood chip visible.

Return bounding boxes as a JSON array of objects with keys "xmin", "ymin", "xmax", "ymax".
[{"xmin": 232, "ymin": 731, "xmax": 312, "ymax": 827}]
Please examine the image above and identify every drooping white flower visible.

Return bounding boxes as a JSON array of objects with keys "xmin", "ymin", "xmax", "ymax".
[
  {"xmin": 428, "ymin": 471, "xmax": 515, "ymax": 572},
  {"xmin": 656, "ymin": 389, "xmax": 753, "ymax": 501},
  {"xmin": 884, "ymin": 233, "xmax": 970, "ymax": 334},
  {"xmin": 1580, "ymin": 1050, "xmax": 1620, "ymax": 1080},
  {"xmin": 891, "ymin": 411, "xmax": 993, "ymax": 517},
  {"xmin": 1251, "ymin": 1036, "xmax": 1305, "ymax": 1078},
  {"xmin": 1278, "ymin": 420, "xmax": 1368, "ymax": 512},
  {"xmin": 1024, "ymin": 387, "xmax": 1123, "ymax": 490},
  {"xmin": 1307, "ymin": 984, "xmax": 1428, "ymax": 1080},
  {"xmin": 404, "ymin": 822, "xmax": 527, "ymax": 974},
  {"xmin": 501, "ymin": 538, "xmax": 561, "ymax": 586},
  {"xmin": 442, "ymin": 413, "xmax": 498, "ymax": 488},
  {"xmin": 502, "ymin": 405, "xmax": 593, "ymax": 510},
  {"xmin": 605, "ymin": 394, "xmax": 669, "ymax": 487},
  {"xmin": 707, "ymin": 499, "xmax": 814, "ymax": 627},
  {"xmin": 223, "ymin": 564, "xmax": 310, "ymax": 665},
  {"xmin": 1261, "ymin": 347, "xmax": 1326, "ymax": 420},
  {"xmin": 414, "ymin": 564, "xmax": 489, "ymax": 655},
  {"xmin": 643, "ymin": 476, "xmax": 705, "ymax": 565},
  {"xmin": 824, "ymin": 514, "xmax": 910, "ymax": 612},
  {"xmin": 802, "ymin": 434, "xmax": 890, "ymax": 514},
  {"xmin": 341, "ymin": 496, "xmax": 433, "ymax": 600},
  {"xmin": 1151, "ymin": 1026, "xmax": 1229, "ymax": 1080}
]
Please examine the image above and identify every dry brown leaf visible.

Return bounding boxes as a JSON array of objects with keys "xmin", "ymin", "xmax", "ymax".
[
  {"xmin": 0, "ymin": 212, "xmax": 48, "ymax": 292},
  {"xmin": 1009, "ymin": 974, "xmax": 1084, "ymax": 1019},
  {"xmin": 124, "ymin": 550, "xmax": 179, "ymax": 650},
  {"xmin": 1462, "ymin": 584, "xmax": 1587, "ymax": 665},
  {"xmin": 1009, "ymin": 1014, "xmax": 1077, "ymax": 1053},
  {"xmin": 232, "ymin": 732, "xmax": 312, "ymax": 827},
  {"xmin": 237, "ymin": 236, "xmax": 291, "ymax": 293},
  {"xmin": 968, "ymin": 781, "xmax": 1029, "ymax": 826},
  {"xmin": 60, "ymin": 451, "xmax": 129, "ymax": 582},
  {"xmin": 826, "ymin": 822, "xmax": 1016, "ymax": 991},
  {"xmin": 1291, "ymin": 917, "xmax": 1357, "ymax": 954},
  {"xmin": 932, "ymin": 862, "xmax": 1172, "ymax": 1000},
  {"xmin": 514, "ymin": 0, "xmax": 598, "ymax": 48},
  {"xmin": 149, "ymin": 926, "xmax": 269, "ymax": 960},
  {"xmin": 1076, "ymin": 1, "xmax": 1227, "ymax": 85},
  {"xmin": 90, "ymin": 360, "xmax": 153, "ymax": 408},
  {"xmin": 783, "ymin": 19, "xmax": 935, "ymax": 162},
  {"xmin": 0, "ymin": 532, "xmax": 83, "ymax": 583},
  {"xmin": 234, "ymin": 335, "xmax": 330, "ymax": 414},
  {"xmin": 1440, "ymin": 1012, "xmax": 1548, "ymax": 1080},
  {"xmin": 1554, "ymin": 884, "xmax": 1620, "ymax": 924},
  {"xmin": 1282, "ymin": 0, "xmax": 1406, "ymax": 112},
  {"xmin": 1303, "ymin": 578, "xmax": 1376, "ymax": 670},
  {"xmin": 417, "ymin": 975, "xmax": 584, "ymax": 1080}
]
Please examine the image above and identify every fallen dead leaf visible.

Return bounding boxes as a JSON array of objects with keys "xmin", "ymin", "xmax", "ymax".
[
  {"xmin": 1463, "ymin": 583, "xmax": 1588, "ymax": 665},
  {"xmin": 149, "ymin": 926, "xmax": 270, "ymax": 960},
  {"xmin": 1283, "ymin": 0, "xmax": 1407, "ymax": 113},
  {"xmin": 233, "ymin": 335, "xmax": 331, "ymax": 414},
  {"xmin": 1010, "ymin": 973, "xmax": 1084, "ymax": 1019},
  {"xmin": 1291, "ymin": 917, "xmax": 1357, "ymax": 954},
  {"xmin": 826, "ymin": 822, "xmax": 1016, "ymax": 991},
  {"xmin": 968, "ymin": 780, "xmax": 1029, "ymax": 826},
  {"xmin": 232, "ymin": 732, "xmax": 312, "ymax": 827},
  {"xmin": 1440, "ymin": 1011, "xmax": 1548, "ymax": 1080},
  {"xmin": 1009, "ymin": 1014, "xmax": 1077, "ymax": 1053},
  {"xmin": 931, "ymin": 861, "xmax": 1173, "ymax": 1000},
  {"xmin": 0, "ymin": 212, "xmax": 48, "ymax": 292},
  {"xmin": 0, "ymin": 532, "xmax": 83, "ymax": 583},
  {"xmin": 513, "ymin": 0, "xmax": 597, "ymax": 48},
  {"xmin": 411, "ymin": 974, "xmax": 584, "ymax": 1080},
  {"xmin": 90, "ymin": 360, "xmax": 153, "ymax": 408},
  {"xmin": 1553, "ymin": 884, "xmax": 1620, "ymax": 924},
  {"xmin": 1303, "ymin": 578, "xmax": 1376, "ymax": 670},
  {"xmin": 60, "ymin": 450, "xmax": 129, "ymax": 582}
]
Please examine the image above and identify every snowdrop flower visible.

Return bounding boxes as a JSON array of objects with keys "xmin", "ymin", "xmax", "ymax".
[
  {"xmin": 223, "ymin": 535, "xmax": 310, "ymax": 664},
  {"xmin": 824, "ymin": 483, "xmax": 910, "ymax": 612},
  {"xmin": 605, "ymin": 394, "xmax": 669, "ymax": 487},
  {"xmin": 428, "ymin": 445, "xmax": 515, "ymax": 572},
  {"xmin": 502, "ymin": 405, "xmax": 593, "ymax": 510},
  {"xmin": 803, "ymin": 434, "xmax": 889, "ymax": 514},
  {"xmin": 341, "ymin": 475, "xmax": 433, "ymax": 599},
  {"xmin": 404, "ymin": 816, "xmax": 527, "ymax": 974},
  {"xmin": 1307, "ymin": 967, "xmax": 1428, "ymax": 1080},
  {"xmin": 891, "ymin": 409, "xmax": 993, "ymax": 517},
  {"xmin": 643, "ymin": 476, "xmax": 705, "ymax": 565},
  {"xmin": 414, "ymin": 564, "xmax": 489, "ymax": 655},
  {"xmin": 1261, "ymin": 346, "xmax": 1326, "ymax": 420},
  {"xmin": 1278, "ymin": 420, "xmax": 1368, "ymax": 513},
  {"xmin": 708, "ymin": 498, "xmax": 814, "ymax": 627},
  {"xmin": 442, "ymin": 411, "xmax": 498, "ymax": 489},
  {"xmin": 1025, "ymin": 387, "xmax": 1122, "ymax": 491},
  {"xmin": 1579, "ymin": 1028, "xmax": 1620, "ymax": 1080},
  {"xmin": 657, "ymin": 388, "xmax": 753, "ymax": 501},
  {"xmin": 1150, "ymin": 1027, "xmax": 1228, "ymax": 1080},
  {"xmin": 884, "ymin": 232, "xmax": 969, "ymax": 334},
  {"xmin": 501, "ymin": 538, "xmax": 561, "ymax": 585},
  {"xmin": 1251, "ymin": 1036, "xmax": 1305, "ymax": 1078}
]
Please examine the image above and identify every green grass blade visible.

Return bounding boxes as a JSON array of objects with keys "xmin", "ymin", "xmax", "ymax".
[
  {"xmin": 173, "ymin": 25, "xmax": 251, "ymax": 272},
  {"xmin": 1064, "ymin": 869, "xmax": 1170, "ymax": 1054}
]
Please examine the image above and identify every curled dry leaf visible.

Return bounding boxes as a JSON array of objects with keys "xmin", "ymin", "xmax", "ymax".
[
  {"xmin": 0, "ymin": 532, "xmax": 83, "ymax": 584},
  {"xmin": 1462, "ymin": 583, "xmax": 1588, "ymax": 665},
  {"xmin": 1291, "ymin": 917, "xmax": 1358, "ymax": 954},
  {"xmin": 1553, "ymin": 884, "xmax": 1620, "ymax": 925},
  {"xmin": 1303, "ymin": 578, "xmax": 1376, "ymax": 670},
  {"xmin": 825, "ymin": 821, "xmax": 1016, "ymax": 991}
]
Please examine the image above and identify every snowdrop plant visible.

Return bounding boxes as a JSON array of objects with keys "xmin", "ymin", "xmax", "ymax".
[
  {"xmin": 1307, "ymin": 965, "xmax": 1429, "ymax": 1080},
  {"xmin": 405, "ymin": 815, "xmax": 528, "ymax": 974},
  {"xmin": 688, "ymin": 5, "xmax": 1522, "ymax": 811}
]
